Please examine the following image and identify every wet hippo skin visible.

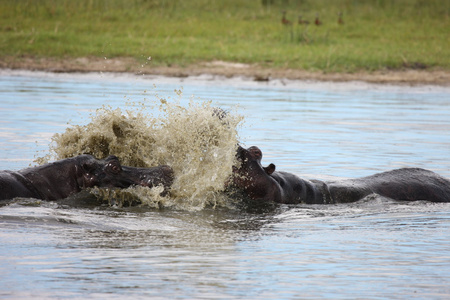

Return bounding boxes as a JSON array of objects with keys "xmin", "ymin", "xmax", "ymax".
[
  {"xmin": 231, "ymin": 146, "xmax": 450, "ymax": 204},
  {"xmin": 0, "ymin": 155, "xmax": 174, "ymax": 201}
]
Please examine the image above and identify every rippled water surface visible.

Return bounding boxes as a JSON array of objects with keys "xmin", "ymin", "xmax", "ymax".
[{"xmin": 1, "ymin": 70, "xmax": 450, "ymax": 299}]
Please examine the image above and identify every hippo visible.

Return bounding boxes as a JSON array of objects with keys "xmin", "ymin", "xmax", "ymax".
[
  {"xmin": 230, "ymin": 146, "xmax": 450, "ymax": 204},
  {"xmin": 0, "ymin": 155, "xmax": 174, "ymax": 202}
]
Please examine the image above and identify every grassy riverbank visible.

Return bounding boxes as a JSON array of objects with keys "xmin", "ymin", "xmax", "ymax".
[{"xmin": 1, "ymin": 0, "xmax": 449, "ymax": 78}]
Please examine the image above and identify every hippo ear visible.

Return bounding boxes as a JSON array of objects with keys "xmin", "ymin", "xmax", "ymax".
[{"xmin": 264, "ymin": 163, "xmax": 276, "ymax": 175}]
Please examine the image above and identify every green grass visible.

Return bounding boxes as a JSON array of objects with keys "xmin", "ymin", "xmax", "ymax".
[{"xmin": 1, "ymin": 0, "xmax": 449, "ymax": 72}]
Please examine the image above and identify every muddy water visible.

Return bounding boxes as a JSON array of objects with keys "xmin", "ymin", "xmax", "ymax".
[
  {"xmin": 1, "ymin": 70, "xmax": 450, "ymax": 299},
  {"xmin": 40, "ymin": 100, "xmax": 243, "ymax": 210}
]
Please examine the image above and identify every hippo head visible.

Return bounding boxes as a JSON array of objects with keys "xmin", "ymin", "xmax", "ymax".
[
  {"xmin": 78, "ymin": 155, "xmax": 174, "ymax": 192},
  {"xmin": 230, "ymin": 146, "xmax": 281, "ymax": 202}
]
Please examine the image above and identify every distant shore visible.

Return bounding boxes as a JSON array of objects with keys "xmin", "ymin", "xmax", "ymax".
[{"xmin": 1, "ymin": 56, "xmax": 449, "ymax": 86}]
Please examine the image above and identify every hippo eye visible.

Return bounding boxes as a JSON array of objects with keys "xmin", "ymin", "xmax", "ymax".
[
  {"xmin": 249, "ymin": 148, "xmax": 262, "ymax": 159},
  {"xmin": 107, "ymin": 162, "xmax": 122, "ymax": 174}
]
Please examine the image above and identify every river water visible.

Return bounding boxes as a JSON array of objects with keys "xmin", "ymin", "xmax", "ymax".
[{"xmin": 1, "ymin": 70, "xmax": 449, "ymax": 299}]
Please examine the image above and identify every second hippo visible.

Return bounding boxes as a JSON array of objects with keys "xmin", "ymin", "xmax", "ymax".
[{"xmin": 230, "ymin": 146, "xmax": 450, "ymax": 204}]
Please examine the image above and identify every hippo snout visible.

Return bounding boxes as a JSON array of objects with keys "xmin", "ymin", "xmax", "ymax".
[{"xmin": 141, "ymin": 165, "xmax": 174, "ymax": 189}]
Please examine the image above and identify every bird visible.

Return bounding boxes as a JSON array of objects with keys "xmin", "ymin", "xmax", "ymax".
[
  {"xmin": 298, "ymin": 15, "xmax": 310, "ymax": 25},
  {"xmin": 281, "ymin": 11, "xmax": 292, "ymax": 25},
  {"xmin": 338, "ymin": 12, "xmax": 344, "ymax": 25},
  {"xmin": 314, "ymin": 13, "xmax": 322, "ymax": 26}
]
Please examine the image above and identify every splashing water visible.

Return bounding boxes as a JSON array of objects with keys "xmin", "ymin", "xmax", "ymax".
[{"xmin": 37, "ymin": 97, "xmax": 244, "ymax": 210}]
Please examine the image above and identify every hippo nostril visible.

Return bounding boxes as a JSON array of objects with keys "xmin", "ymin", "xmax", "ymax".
[
  {"xmin": 162, "ymin": 165, "xmax": 174, "ymax": 177},
  {"xmin": 161, "ymin": 165, "xmax": 175, "ymax": 181}
]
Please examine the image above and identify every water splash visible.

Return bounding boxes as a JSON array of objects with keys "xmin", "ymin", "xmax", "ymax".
[{"xmin": 37, "ymin": 96, "xmax": 244, "ymax": 210}]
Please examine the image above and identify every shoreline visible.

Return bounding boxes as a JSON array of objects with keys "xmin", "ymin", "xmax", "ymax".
[{"xmin": 1, "ymin": 56, "xmax": 449, "ymax": 86}]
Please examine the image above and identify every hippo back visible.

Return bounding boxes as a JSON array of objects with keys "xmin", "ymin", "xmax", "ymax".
[
  {"xmin": 0, "ymin": 171, "xmax": 41, "ymax": 200},
  {"xmin": 327, "ymin": 168, "xmax": 450, "ymax": 203},
  {"xmin": 366, "ymin": 168, "xmax": 450, "ymax": 202}
]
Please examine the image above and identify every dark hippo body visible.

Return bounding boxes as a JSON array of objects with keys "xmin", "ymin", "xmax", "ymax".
[
  {"xmin": 0, "ymin": 155, "xmax": 174, "ymax": 201},
  {"xmin": 231, "ymin": 146, "xmax": 450, "ymax": 204}
]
